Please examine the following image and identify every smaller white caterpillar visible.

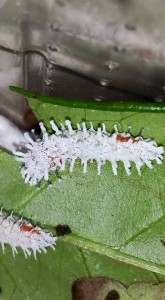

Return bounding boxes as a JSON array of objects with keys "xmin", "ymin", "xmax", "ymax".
[
  {"xmin": 0, "ymin": 209, "xmax": 57, "ymax": 258},
  {"xmin": 14, "ymin": 120, "xmax": 164, "ymax": 186}
]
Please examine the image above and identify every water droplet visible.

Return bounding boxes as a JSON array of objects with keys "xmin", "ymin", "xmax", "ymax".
[
  {"xmin": 105, "ymin": 61, "xmax": 119, "ymax": 71},
  {"xmin": 45, "ymin": 80, "xmax": 52, "ymax": 87},
  {"xmin": 13, "ymin": 50, "xmax": 18, "ymax": 56},
  {"xmin": 154, "ymin": 96, "xmax": 164, "ymax": 103},
  {"xmin": 48, "ymin": 45, "xmax": 58, "ymax": 52},
  {"xmin": 112, "ymin": 246, "xmax": 120, "ymax": 250},
  {"xmin": 46, "ymin": 63, "xmax": 55, "ymax": 71},
  {"xmin": 163, "ymin": 86, "xmax": 165, "ymax": 91},
  {"xmin": 125, "ymin": 23, "xmax": 136, "ymax": 31},
  {"xmin": 99, "ymin": 79, "xmax": 109, "ymax": 87},
  {"xmin": 113, "ymin": 45, "xmax": 125, "ymax": 53},
  {"xmin": 50, "ymin": 23, "xmax": 60, "ymax": 32},
  {"xmin": 95, "ymin": 96, "xmax": 104, "ymax": 102}
]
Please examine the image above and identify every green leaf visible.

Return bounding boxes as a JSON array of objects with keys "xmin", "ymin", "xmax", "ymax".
[
  {"xmin": 0, "ymin": 241, "xmax": 164, "ymax": 300},
  {"xmin": 0, "ymin": 97, "xmax": 165, "ymax": 299},
  {"xmin": 9, "ymin": 85, "xmax": 165, "ymax": 113},
  {"xmin": 72, "ymin": 277, "xmax": 165, "ymax": 300}
]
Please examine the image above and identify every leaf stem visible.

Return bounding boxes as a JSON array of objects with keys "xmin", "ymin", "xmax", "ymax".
[{"xmin": 9, "ymin": 86, "xmax": 165, "ymax": 113}]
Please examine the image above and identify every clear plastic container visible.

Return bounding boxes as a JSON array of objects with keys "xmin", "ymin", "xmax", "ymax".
[{"xmin": 0, "ymin": 0, "xmax": 165, "ymax": 129}]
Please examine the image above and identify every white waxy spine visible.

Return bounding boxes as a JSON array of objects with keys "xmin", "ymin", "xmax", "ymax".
[
  {"xmin": 0, "ymin": 209, "xmax": 57, "ymax": 258},
  {"xmin": 14, "ymin": 120, "xmax": 164, "ymax": 186}
]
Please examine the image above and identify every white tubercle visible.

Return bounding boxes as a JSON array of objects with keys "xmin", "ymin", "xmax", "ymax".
[
  {"xmin": 13, "ymin": 120, "xmax": 164, "ymax": 186},
  {"xmin": 0, "ymin": 209, "xmax": 57, "ymax": 258}
]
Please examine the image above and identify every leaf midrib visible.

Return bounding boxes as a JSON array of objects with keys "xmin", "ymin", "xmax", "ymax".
[{"xmin": 62, "ymin": 234, "xmax": 165, "ymax": 275}]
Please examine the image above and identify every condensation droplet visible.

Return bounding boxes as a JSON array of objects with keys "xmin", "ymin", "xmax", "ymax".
[
  {"xmin": 105, "ymin": 61, "xmax": 119, "ymax": 71},
  {"xmin": 13, "ymin": 50, "xmax": 18, "ymax": 56},
  {"xmin": 95, "ymin": 96, "xmax": 104, "ymax": 102},
  {"xmin": 48, "ymin": 45, "xmax": 58, "ymax": 52},
  {"xmin": 113, "ymin": 45, "xmax": 125, "ymax": 53},
  {"xmin": 125, "ymin": 23, "xmax": 136, "ymax": 31},
  {"xmin": 99, "ymin": 79, "xmax": 109, "ymax": 87},
  {"xmin": 46, "ymin": 63, "xmax": 55, "ymax": 71},
  {"xmin": 45, "ymin": 80, "xmax": 52, "ymax": 87},
  {"xmin": 50, "ymin": 24, "xmax": 60, "ymax": 32},
  {"xmin": 154, "ymin": 96, "xmax": 164, "ymax": 103}
]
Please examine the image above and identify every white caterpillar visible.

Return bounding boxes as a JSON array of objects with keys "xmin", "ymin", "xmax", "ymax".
[
  {"xmin": 0, "ymin": 209, "xmax": 57, "ymax": 258},
  {"xmin": 14, "ymin": 120, "xmax": 164, "ymax": 186}
]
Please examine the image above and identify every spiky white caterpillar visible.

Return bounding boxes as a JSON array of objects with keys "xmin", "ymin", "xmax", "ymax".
[
  {"xmin": 0, "ymin": 209, "xmax": 57, "ymax": 258},
  {"xmin": 14, "ymin": 120, "xmax": 164, "ymax": 186}
]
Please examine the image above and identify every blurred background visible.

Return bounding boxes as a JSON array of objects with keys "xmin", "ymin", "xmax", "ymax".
[{"xmin": 0, "ymin": 0, "xmax": 165, "ymax": 131}]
